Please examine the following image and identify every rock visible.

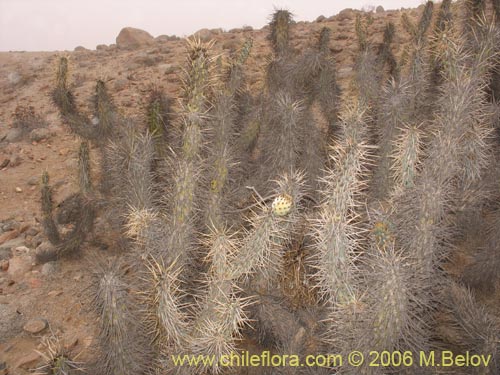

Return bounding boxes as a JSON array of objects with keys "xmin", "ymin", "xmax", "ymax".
[
  {"xmin": 5, "ymin": 128, "xmax": 23, "ymax": 143},
  {"xmin": 113, "ymin": 78, "xmax": 128, "ymax": 91},
  {"xmin": 15, "ymin": 351, "xmax": 42, "ymax": 369},
  {"xmin": 41, "ymin": 261, "xmax": 59, "ymax": 276},
  {"xmin": 1, "ymin": 220, "xmax": 18, "ymax": 232},
  {"xmin": 7, "ymin": 254, "xmax": 33, "ymax": 279},
  {"xmin": 27, "ymin": 176, "xmax": 39, "ymax": 186},
  {"xmin": 9, "ymin": 154, "xmax": 22, "ymax": 167},
  {"xmin": 158, "ymin": 63, "xmax": 177, "ymax": 74},
  {"xmin": 0, "ymin": 302, "xmax": 24, "ymax": 340},
  {"xmin": 8, "ymin": 72, "xmax": 21, "ymax": 85},
  {"xmin": 14, "ymin": 246, "xmax": 30, "ymax": 254},
  {"xmin": 29, "ymin": 128, "xmax": 53, "ymax": 142},
  {"xmin": 26, "ymin": 227, "xmax": 39, "ymax": 236},
  {"xmin": 0, "ymin": 260, "xmax": 8, "ymax": 271},
  {"xmin": 48, "ymin": 290, "xmax": 63, "ymax": 297},
  {"xmin": 0, "ymin": 248, "xmax": 11, "ymax": 261},
  {"xmin": 23, "ymin": 318, "xmax": 48, "ymax": 334},
  {"xmin": 155, "ymin": 34, "xmax": 170, "ymax": 43},
  {"xmin": 194, "ymin": 28, "xmax": 218, "ymax": 42},
  {"xmin": 316, "ymin": 15, "xmax": 326, "ymax": 22},
  {"xmin": 15, "ymin": 187, "xmax": 22, "ymax": 193},
  {"xmin": 376, "ymin": 5, "xmax": 385, "ymax": 13},
  {"xmin": 337, "ymin": 8, "xmax": 356, "ymax": 21},
  {"xmin": 96, "ymin": 44, "xmax": 108, "ymax": 51},
  {"xmin": 0, "ymin": 159, "xmax": 9, "ymax": 168},
  {"xmin": 74, "ymin": 45, "xmax": 88, "ymax": 52},
  {"xmin": 0, "ymin": 230, "xmax": 20, "ymax": 246},
  {"xmin": 116, "ymin": 27, "xmax": 154, "ymax": 49}
]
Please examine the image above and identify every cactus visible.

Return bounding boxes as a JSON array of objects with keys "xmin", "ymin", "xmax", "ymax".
[
  {"xmin": 309, "ymin": 101, "xmax": 371, "ymax": 305},
  {"xmin": 188, "ymin": 226, "xmax": 249, "ymax": 373},
  {"xmin": 269, "ymin": 9, "xmax": 293, "ymax": 57},
  {"xmin": 34, "ymin": 335, "xmax": 84, "ymax": 375},
  {"xmin": 371, "ymin": 78, "xmax": 413, "ymax": 199},
  {"xmin": 146, "ymin": 86, "xmax": 172, "ymax": 158},
  {"xmin": 441, "ymin": 282, "xmax": 499, "ymax": 375},
  {"xmin": 376, "ymin": 22, "xmax": 398, "ymax": 80},
  {"xmin": 391, "ymin": 124, "xmax": 423, "ymax": 190},
  {"xmin": 38, "ymin": 141, "xmax": 96, "ymax": 262},
  {"xmin": 354, "ymin": 14, "xmax": 381, "ymax": 108},
  {"xmin": 92, "ymin": 259, "xmax": 150, "ymax": 375},
  {"xmin": 204, "ymin": 39, "xmax": 253, "ymax": 229}
]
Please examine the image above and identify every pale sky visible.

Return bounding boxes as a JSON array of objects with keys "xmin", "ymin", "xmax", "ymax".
[{"xmin": 0, "ymin": 0, "xmax": 426, "ymax": 51}]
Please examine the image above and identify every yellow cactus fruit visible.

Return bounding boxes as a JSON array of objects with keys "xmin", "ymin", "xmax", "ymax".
[{"xmin": 272, "ymin": 193, "xmax": 293, "ymax": 216}]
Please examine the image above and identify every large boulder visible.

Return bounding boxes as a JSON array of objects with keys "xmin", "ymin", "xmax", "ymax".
[{"xmin": 116, "ymin": 27, "xmax": 154, "ymax": 49}]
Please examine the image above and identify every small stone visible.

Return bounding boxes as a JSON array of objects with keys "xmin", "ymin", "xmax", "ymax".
[
  {"xmin": 0, "ymin": 159, "xmax": 9, "ymax": 168},
  {"xmin": 0, "ymin": 230, "xmax": 20, "ymax": 245},
  {"xmin": 48, "ymin": 290, "xmax": 63, "ymax": 297},
  {"xmin": 41, "ymin": 261, "xmax": 59, "ymax": 276},
  {"xmin": 29, "ymin": 278, "xmax": 43, "ymax": 288},
  {"xmin": 0, "ymin": 248, "xmax": 12, "ymax": 261},
  {"xmin": 23, "ymin": 318, "xmax": 48, "ymax": 334},
  {"xmin": 5, "ymin": 128, "xmax": 23, "ymax": 143},
  {"xmin": 7, "ymin": 254, "xmax": 33, "ymax": 279},
  {"xmin": 158, "ymin": 63, "xmax": 177, "ymax": 74},
  {"xmin": 26, "ymin": 227, "xmax": 39, "ymax": 236},
  {"xmin": 15, "ymin": 187, "xmax": 22, "ymax": 193},
  {"xmin": 0, "ymin": 260, "xmax": 8, "ymax": 271},
  {"xmin": 59, "ymin": 148, "xmax": 70, "ymax": 156},
  {"xmin": 27, "ymin": 176, "xmax": 39, "ymax": 186},
  {"xmin": 8, "ymin": 72, "xmax": 21, "ymax": 85},
  {"xmin": 9, "ymin": 154, "xmax": 22, "ymax": 167},
  {"xmin": 30, "ymin": 128, "xmax": 53, "ymax": 142},
  {"xmin": 113, "ymin": 78, "xmax": 128, "ymax": 91},
  {"xmin": 14, "ymin": 246, "xmax": 30, "ymax": 254},
  {"xmin": 15, "ymin": 351, "xmax": 42, "ymax": 369}
]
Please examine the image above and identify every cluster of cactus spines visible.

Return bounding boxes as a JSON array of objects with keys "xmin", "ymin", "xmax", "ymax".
[
  {"xmin": 354, "ymin": 14, "xmax": 381, "ymax": 107},
  {"xmin": 429, "ymin": 0, "xmax": 453, "ymax": 89},
  {"xmin": 188, "ymin": 226, "xmax": 249, "ymax": 373},
  {"xmin": 462, "ymin": 204, "xmax": 500, "ymax": 293},
  {"xmin": 266, "ymin": 9, "xmax": 294, "ymax": 92},
  {"xmin": 376, "ymin": 22, "xmax": 398, "ymax": 80},
  {"xmin": 258, "ymin": 93, "xmax": 303, "ymax": 185},
  {"xmin": 233, "ymin": 171, "xmax": 305, "ymax": 286},
  {"xmin": 52, "ymin": 57, "xmax": 118, "ymax": 150},
  {"xmin": 108, "ymin": 125, "xmax": 156, "ymax": 215},
  {"xmin": 34, "ymin": 335, "xmax": 85, "ymax": 375},
  {"xmin": 442, "ymin": 282, "xmax": 499, "ymax": 375},
  {"xmin": 391, "ymin": 124, "xmax": 423, "ymax": 191},
  {"xmin": 92, "ymin": 259, "xmax": 150, "ymax": 375},
  {"xmin": 401, "ymin": 1, "xmax": 434, "ymax": 121},
  {"xmin": 38, "ymin": 141, "xmax": 96, "ymax": 262},
  {"xmin": 146, "ymin": 86, "xmax": 172, "ymax": 157},
  {"xmin": 163, "ymin": 37, "xmax": 214, "ymax": 267},
  {"xmin": 269, "ymin": 9, "xmax": 293, "ymax": 57},
  {"xmin": 309, "ymin": 101, "xmax": 371, "ymax": 305},
  {"xmin": 371, "ymin": 78, "xmax": 412, "ymax": 199},
  {"xmin": 204, "ymin": 39, "xmax": 253, "ymax": 229}
]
